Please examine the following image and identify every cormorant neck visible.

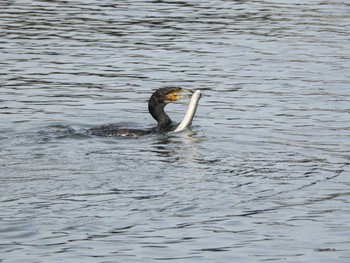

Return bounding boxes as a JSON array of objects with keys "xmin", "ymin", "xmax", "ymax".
[{"xmin": 148, "ymin": 101, "xmax": 172, "ymax": 130}]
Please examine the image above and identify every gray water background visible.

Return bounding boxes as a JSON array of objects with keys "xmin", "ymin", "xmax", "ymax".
[{"xmin": 1, "ymin": 0, "xmax": 350, "ymax": 262}]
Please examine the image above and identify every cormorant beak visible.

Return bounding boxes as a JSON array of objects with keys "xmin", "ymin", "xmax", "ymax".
[{"xmin": 164, "ymin": 88, "xmax": 195, "ymax": 103}]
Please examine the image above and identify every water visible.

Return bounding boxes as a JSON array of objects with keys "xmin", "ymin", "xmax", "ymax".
[{"xmin": 1, "ymin": 0, "xmax": 350, "ymax": 262}]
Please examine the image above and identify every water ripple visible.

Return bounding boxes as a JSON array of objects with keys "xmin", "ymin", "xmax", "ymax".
[{"xmin": 1, "ymin": 0, "xmax": 350, "ymax": 262}]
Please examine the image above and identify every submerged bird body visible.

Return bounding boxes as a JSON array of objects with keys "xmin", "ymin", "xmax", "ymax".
[
  {"xmin": 89, "ymin": 87, "xmax": 201, "ymax": 137},
  {"xmin": 89, "ymin": 125, "xmax": 154, "ymax": 137}
]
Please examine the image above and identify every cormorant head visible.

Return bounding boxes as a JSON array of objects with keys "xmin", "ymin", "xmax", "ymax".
[
  {"xmin": 149, "ymin": 87, "xmax": 193, "ymax": 107},
  {"xmin": 148, "ymin": 87, "xmax": 195, "ymax": 127}
]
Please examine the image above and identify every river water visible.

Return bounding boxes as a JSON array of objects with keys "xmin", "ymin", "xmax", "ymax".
[{"xmin": 1, "ymin": 0, "xmax": 350, "ymax": 262}]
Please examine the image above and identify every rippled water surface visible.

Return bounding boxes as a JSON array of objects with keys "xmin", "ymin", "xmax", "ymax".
[{"xmin": 1, "ymin": 0, "xmax": 350, "ymax": 262}]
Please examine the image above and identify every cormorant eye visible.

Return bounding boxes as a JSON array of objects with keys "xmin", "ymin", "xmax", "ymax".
[{"xmin": 157, "ymin": 95, "xmax": 165, "ymax": 102}]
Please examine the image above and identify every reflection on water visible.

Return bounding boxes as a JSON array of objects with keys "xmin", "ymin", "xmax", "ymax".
[{"xmin": 1, "ymin": 0, "xmax": 350, "ymax": 262}]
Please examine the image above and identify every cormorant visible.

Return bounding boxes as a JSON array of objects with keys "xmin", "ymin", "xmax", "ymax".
[{"xmin": 89, "ymin": 87, "xmax": 201, "ymax": 137}]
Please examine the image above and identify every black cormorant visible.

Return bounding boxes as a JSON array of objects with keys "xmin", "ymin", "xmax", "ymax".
[{"xmin": 89, "ymin": 87, "xmax": 201, "ymax": 137}]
